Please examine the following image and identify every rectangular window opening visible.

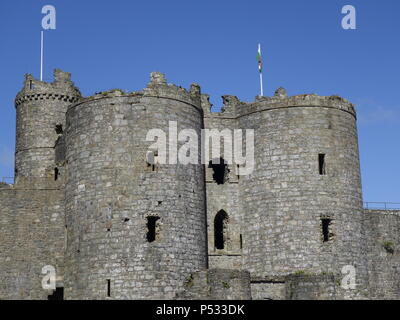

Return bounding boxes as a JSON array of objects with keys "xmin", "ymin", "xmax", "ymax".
[
  {"xmin": 107, "ymin": 279, "xmax": 111, "ymax": 297},
  {"xmin": 321, "ymin": 218, "xmax": 332, "ymax": 242},
  {"xmin": 319, "ymin": 154, "xmax": 326, "ymax": 175},
  {"xmin": 147, "ymin": 216, "xmax": 160, "ymax": 243},
  {"xmin": 240, "ymin": 234, "xmax": 243, "ymax": 250}
]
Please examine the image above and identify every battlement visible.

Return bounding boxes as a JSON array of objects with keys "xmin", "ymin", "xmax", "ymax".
[
  {"xmin": 249, "ymin": 91, "xmax": 356, "ymax": 118},
  {"xmin": 15, "ymin": 69, "xmax": 81, "ymax": 107},
  {"xmin": 69, "ymin": 89, "xmax": 144, "ymax": 108},
  {"xmin": 68, "ymin": 72, "xmax": 202, "ymax": 112},
  {"xmin": 15, "ymin": 92, "xmax": 80, "ymax": 107},
  {"xmin": 205, "ymin": 87, "xmax": 356, "ymax": 119},
  {"xmin": 143, "ymin": 72, "xmax": 202, "ymax": 109}
]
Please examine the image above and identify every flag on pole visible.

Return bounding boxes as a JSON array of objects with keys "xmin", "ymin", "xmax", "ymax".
[
  {"xmin": 257, "ymin": 43, "xmax": 264, "ymax": 96},
  {"xmin": 257, "ymin": 43, "xmax": 263, "ymax": 74}
]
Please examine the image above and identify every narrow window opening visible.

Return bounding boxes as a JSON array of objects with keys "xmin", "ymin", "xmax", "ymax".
[
  {"xmin": 319, "ymin": 154, "xmax": 326, "ymax": 175},
  {"xmin": 29, "ymin": 80, "xmax": 33, "ymax": 90},
  {"xmin": 240, "ymin": 234, "xmax": 243, "ymax": 250},
  {"xmin": 214, "ymin": 210, "xmax": 229, "ymax": 250},
  {"xmin": 321, "ymin": 218, "xmax": 332, "ymax": 242},
  {"xmin": 147, "ymin": 216, "xmax": 160, "ymax": 243},
  {"xmin": 64, "ymin": 225, "xmax": 68, "ymax": 252},
  {"xmin": 107, "ymin": 279, "xmax": 111, "ymax": 297},
  {"xmin": 209, "ymin": 158, "xmax": 228, "ymax": 185},
  {"xmin": 54, "ymin": 168, "xmax": 59, "ymax": 181},
  {"xmin": 48, "ymin": 287, "xmax": 64, "ymax": 300},
  {"xmin": 55, "ymin": 124, "xmax": 63, "ymax": 135}
]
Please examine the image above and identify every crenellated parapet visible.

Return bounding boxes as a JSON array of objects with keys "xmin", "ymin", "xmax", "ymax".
[
  {"xmin": 200, "ymin": 94, "xmax": 213, "ymax": 114},
  {"xmin": 204, "ymin": 88, "xmax": 356, "ymax": 120},
  {"xmin": 68, "ymin": 72, "xmax": 203, "ymax": 115},
  {"xmin": 202, "ymin": 95, "xmax": 244, "ymax": 120},
  {"xmin": 143, "ymin": 72, "xmax": 202, "ymax": 111},
  {"xmin": 15, "ymin": 92, "xmax": 80, "ymax": 106},
  {"xmin": 238, "ymin": 90, "xmax": 356, "ymax": 119},
  {"xmin": 15, "ymin": 69, "xmax": 81, "ymax": 107},
  {"xmin": 220, "ymin": 95, "xmax": 242, "ymax": 117}
]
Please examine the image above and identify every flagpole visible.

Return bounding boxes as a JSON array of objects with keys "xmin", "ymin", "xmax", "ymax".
[
  {"xmin": 260, "ymin": 72, "xmax": 263, "ymax": 96},
  {"xmin": 40, "ymin": 30, "xmax": 44, "ymax": 81}
]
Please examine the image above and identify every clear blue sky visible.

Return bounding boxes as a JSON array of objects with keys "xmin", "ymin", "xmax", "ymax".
[{"xmin": 0, "ymin": 0, "xmax": 399, "ymax": 203}]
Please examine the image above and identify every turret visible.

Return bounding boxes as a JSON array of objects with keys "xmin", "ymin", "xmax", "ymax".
[
  {"xmin": 237, "ymin": 91, "xmax": 368, "ymax": 296},
  {"xmin": 14, "ymin": 69, "xmax": 81, "ymax": 185},
  {"xmin": 64, "ymin": 72, "xmax": 207, "ymax": 299}
]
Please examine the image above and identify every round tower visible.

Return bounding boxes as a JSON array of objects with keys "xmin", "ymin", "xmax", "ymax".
[
  {"xmin": 64, "ymin": 73, "xmax": 207, "ymax": 299},
  {"xmin": 14, "ymin": 69, "xmax": 81, "ymax": 184},
  {"xmin": 238, "ymin": 90, "xmax": 368, "ymax": 293}
]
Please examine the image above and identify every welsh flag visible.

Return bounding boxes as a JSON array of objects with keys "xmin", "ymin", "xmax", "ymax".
[{"xmin": 257, "ymin": 44, "xmax": 262, "ymax": 73}]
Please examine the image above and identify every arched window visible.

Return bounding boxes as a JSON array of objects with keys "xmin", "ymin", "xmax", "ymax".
[{"xmin": 214, "ymin": 210, "xmax": 229, "ymax": 250}]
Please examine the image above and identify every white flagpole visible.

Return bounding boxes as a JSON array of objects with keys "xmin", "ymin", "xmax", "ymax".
[
  {"xmin": 40, "ymin": 31, "xmax": 44, "ymax": 81},
  {"xmin": 260, "ymin": 72, "xmax": 263, "ymax": 96}
]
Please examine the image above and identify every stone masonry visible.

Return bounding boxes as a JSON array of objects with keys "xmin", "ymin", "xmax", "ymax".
[{"xmin": 0, "ymin": 69, "xmax": 399, "ymax": 299}]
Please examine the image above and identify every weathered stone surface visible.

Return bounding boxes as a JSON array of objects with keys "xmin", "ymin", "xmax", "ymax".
[
  {"xmin": 1, "ymin": 69, "xmax": 399, "ymax": 300},
  {"xmin": 176, "ymin": 269, "xmax": 251, "ymax": 300}
]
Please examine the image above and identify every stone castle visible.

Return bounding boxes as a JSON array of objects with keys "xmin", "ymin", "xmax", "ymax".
[{"xmin": 0, "ymin": 69, "xmax": 399, "ymax": 300}]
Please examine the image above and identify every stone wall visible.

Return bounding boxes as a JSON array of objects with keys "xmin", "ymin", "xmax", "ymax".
[
  {"xmin": 176, "ymin": 269, "xmax": 251, "ymax": 300},
  {"xmin": 250, "ymin": 276, "xmax": 286, "ymax": 300},
  {"xmin": 285, "ymin": 274, "xmax": 337, "ymax": 300},
  {"xmin": 203, "ymin": 101, "xmax": 243, "ymax": 270},
  {"xmin": 364, "ymin": 209, "xmax": 400, "ymax": 299},
  {"xmin": 0, "ymin": 183, "xmax": 65, "ymax": 299}
]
